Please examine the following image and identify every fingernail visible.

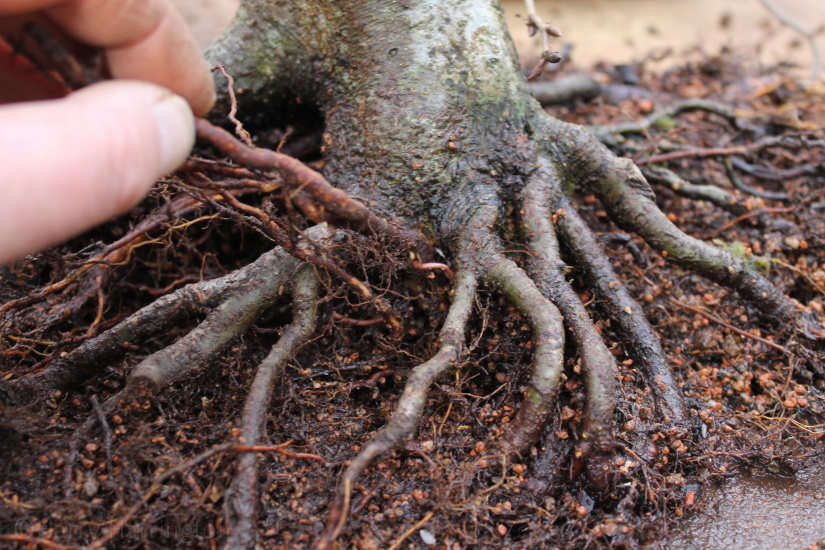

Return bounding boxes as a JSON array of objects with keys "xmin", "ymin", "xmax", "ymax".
[{"xmin": 151, "ymin": 92, "xmax": 195, "ymax": 175}]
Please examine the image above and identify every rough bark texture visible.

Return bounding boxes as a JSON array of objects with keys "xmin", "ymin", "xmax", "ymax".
[
  {"xmin": 208, "ymin": 0, "xmax": 539, "ymax": 238},
  {"xmin": 206, "ymin": 0, "xmax": 797, "ymax": 328}
]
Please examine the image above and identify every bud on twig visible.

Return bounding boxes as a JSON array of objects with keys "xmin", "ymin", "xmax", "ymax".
[
  {"xmin": 542, "ymin": 50, "xmax": 562, "ymax": 64},
  {"xmin": 546, "ymin": 25, "xmax": 563, "ymax": 37}
]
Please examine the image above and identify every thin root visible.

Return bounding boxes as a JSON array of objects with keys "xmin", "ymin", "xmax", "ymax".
[
  {"xmin": 315, "ymin": 262, "xmax": 477, "ymax": 549},
  {"xmin": 223, "ymin": 267, "xmax": 321, "ymax": 550}
]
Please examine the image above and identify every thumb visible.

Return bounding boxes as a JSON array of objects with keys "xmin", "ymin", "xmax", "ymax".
[{"xmin": 0, "ymin": 80, "xmax": 195, "ymax": 264}]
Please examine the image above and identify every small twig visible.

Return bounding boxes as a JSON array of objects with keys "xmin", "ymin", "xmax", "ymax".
[
  {"xmin": 670, "ymin": 298, "xmax": 790, "ymax": 354},
  {"xmin": 779, "ymin": 356, "xmax": 796, "ymax": 398},
  {"xmin": 349, "ymin": 368, "xmax": 393, "ymax": 391},
  {"xmin": 232, "ymin": 444, "xmax": 327, "ymax": 464},
  {"xmin": 523, "ymin": 0, "xmax": 562, "ymax": 79},
  {"xmin": 387, "ymin": 511, "xmax": 435, "ymax": 550},
  {"xmin": 413, "ymin": 261, "xmax": 455, "ymax": 280},
  {"xmin": 524, "ymin": 0, "xmax": 562, "ymax": 53},
  {"xmin": 62, "ymin": 415, "xmax": 94, "ymax": 499},
  {"xmin": 756, "ymin": 0, "xmax": 822, "ymax": 80},
  {"xmin": 89, "ymin": 395, "xmax": 113, "ymax": 473},
  {"xmin": 636, "ymin": 140, "xmax": 774, "ymax": 166},
  {"xmin": 85, "ymin": 287, "xmax": 106, "ymax": 337},
  {"xmin": 701, "ymin": 206, "xmax": 795, "ymax": 239},
  {"xmin": 351, "ymin": 489, "xmax": 376, "ymax": 516},
  {"xmin": 213, "ymin": 65, "xmax": 253, "ymax": 146},
  {"xmin": 331, "ymin": 312, "xmax": 384, "ymax": 326}
]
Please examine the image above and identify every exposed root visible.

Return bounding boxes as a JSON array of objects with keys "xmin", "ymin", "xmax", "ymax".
[
  {"xmin": 591, "ymin": 98, "xmax": 742, "ymax": 147},
  {"xmin": 89, "ymin": 395, "xmax": 113, "ymax": 473},
  {"xmin": 481, "ymin": 250, "xmax": 565, "ymax": 456},
  {"xmin": 316, "ymin": 261, "xmax": 478, "ymax": 549},
  {"xmin": 545, "ymin": 119, "xmax": 799, "ymax": 325},
  {"xmin": 223, "ymin": 267, "xmax": 320, "ymax": 550},
  {"xmin": 529, "ymin": 74, "xmax": 602, "ymax": 105},
  {"xmin": 642, "ymin": 165, "xmax": 747, "ymax": 215},
  {"xmin": 62, "ymin": 413, "xmax": 97, "ymax": 499},
  {"xmin": 125, "ymin": 234, "xmax": 316, "ymax": 394},
  {"xmin": 553, "ymin": 197, "xmax": 687, "ymax": 425},
  {"xmin": 194, "ymin": 119, "xmax": 432, "ymax": 263},
  {"xmin": 85, "ymin": 443, "xmax": 237, "ymax": 550},
  {"xmin": 728, "ymin": 155, "xmax": 817, "ymax": 183},
  {"xmin": 724, "ymin": 157, "xmax": 790, "ymax": 201},
  {"xmin": 520, "ymin": 162, "xmax": 617, "ymax": 486},
  {"xmin": 9, "ymin": 273, "xmax": 231, "ymax": 395},
  {"xmin": 185, "ymin": 171, "xmax": 405, "ymax": 336},
  {"xmin": 7, "ymin": 231, "xmax": 316, "ymax": 396}
]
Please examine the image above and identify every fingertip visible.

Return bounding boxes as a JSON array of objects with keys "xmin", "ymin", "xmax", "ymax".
[
  {"xmin": 191, "ymin": 64, "xmax": 217, "ymax": 117},
  {"xmin": 149, "ymin": 89, "xmax": 197, "ymax": 175},
  {"xmin": 66, "ymin": 80, "xmax": 196, "ymax": 202}
]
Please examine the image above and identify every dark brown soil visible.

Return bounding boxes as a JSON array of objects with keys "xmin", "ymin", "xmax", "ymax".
[{"xmin": 1, "ymin": 53, "xmax": 823, "ymax": 550}]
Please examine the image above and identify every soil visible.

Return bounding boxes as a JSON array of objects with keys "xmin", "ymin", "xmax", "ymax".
[
  {"xmin": 503, "ymin": 0, "xmax": 825, "ymax": 79},
  {"xmin": 1, "ymin": 16, "xmax": 825, "ymax": 550}
]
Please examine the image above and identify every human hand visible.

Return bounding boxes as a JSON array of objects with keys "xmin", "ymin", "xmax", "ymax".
[{"xmin": 0, "ymin": 0, "xmax": 216, "ymax": 264}]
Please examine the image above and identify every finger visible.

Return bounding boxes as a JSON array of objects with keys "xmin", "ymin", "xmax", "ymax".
[
  {"xmin": 0, "ymin": 0, "xmax": 214, "ymax": 116},
  {"xmin": 0, "ymin": 80, "xmax": 194, "ymax": 265}
]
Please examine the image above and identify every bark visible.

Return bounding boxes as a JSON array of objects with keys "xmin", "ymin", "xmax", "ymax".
[{"xmin": 207, "ymin": 0, "xmax": 542, "ymax": 237}]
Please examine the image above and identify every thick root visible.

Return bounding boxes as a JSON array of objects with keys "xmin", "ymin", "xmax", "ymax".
[
  {"xmin": 554, "ymin": 198, "xmax": 688, "ymax": 425},
  {"xmin": 9, "ymin": 264, "xmax": 242, "ymax": 395},
  {"xmin": 544, "ymin": 118, "xmax": 797, "ymax": 324},
  {"xmin": 125, "ymin": 245, "xmax": 307, "ymax": 394},
  {"xmin": 223, "ymin": 267, "xmax": 320, "ymax": 550},
  {"xmin": 520, "ymin": 162, "xmax": 617, "ymax": 485},
  {"xmin": 590, "ymin": 98, "xmax": 743, "ymax": 148},
  {"xmin": 8, "ymin": 228, "xmax": 336, "ymax": 397},
  {"xmin": 481, "ymin": 250, "xmax": 565, "ymax": 456}
]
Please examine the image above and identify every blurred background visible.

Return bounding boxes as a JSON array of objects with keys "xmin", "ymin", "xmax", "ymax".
[{"xmin": 171, "ymin": 0, "xmax": 825, "ymax": 78}]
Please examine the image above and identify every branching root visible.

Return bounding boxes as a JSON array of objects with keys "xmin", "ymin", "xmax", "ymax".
[
  {"xmin": 545, "ymin": 119, "xmax": 801, "ymax": 327},
  {"xmin": 223, "ymin": 267, "xmax": 321, "ymax": 550},
  {"xmin": 520, "ymin": 162, "xmax": 618, "ymax": 486},
  {"xmin": 125, "ymin": 229, "xmax": 328, "ymax": 394}
]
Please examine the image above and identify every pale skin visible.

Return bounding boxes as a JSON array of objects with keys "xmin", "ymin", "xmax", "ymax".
[{"xmin": 0, "ymin": 0, "xmax": 216, "ymax": 265}]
